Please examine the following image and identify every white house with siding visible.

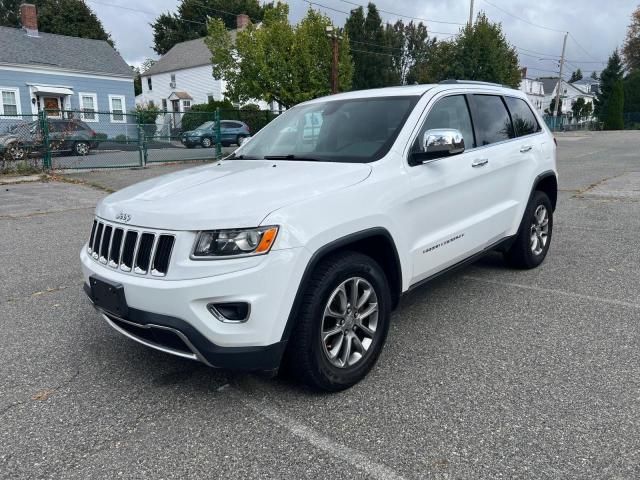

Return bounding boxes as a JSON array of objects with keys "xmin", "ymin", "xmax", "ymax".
[
  {"xmin": 136, "ymin": 14, "xmax": 280, "ymax": 132},
  {"xmin": 539, "ymin": 78, "xmax": 595, "ymax": 115}
]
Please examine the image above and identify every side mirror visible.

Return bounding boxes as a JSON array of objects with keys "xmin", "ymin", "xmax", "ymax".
[{"xmin": 409, "ymin": 128, "xmax": 465, "ymax": 166}]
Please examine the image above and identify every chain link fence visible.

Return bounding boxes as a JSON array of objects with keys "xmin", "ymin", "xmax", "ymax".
[
  {"xmin": 1, "ymin": 108, "xmax": 280, "ymax": 174},
  {"xmin": 542, "ymin": 114, "xmax": 603, "ymax": 132}
]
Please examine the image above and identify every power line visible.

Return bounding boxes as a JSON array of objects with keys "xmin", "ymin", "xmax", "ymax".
[
  {"xmin": 481, "ymin": 0, "xmax": 566, "ymax": 33},
  {"xmin": 338, "ymin": 0, "xmax": 466, "ymax": 26},
  {"xmin": 568, "ymin": 33, "xmax": 600, "ymax": 62}
]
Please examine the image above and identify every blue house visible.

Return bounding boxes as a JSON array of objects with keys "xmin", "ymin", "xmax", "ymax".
[{"xmin": 0, "ymin": 4, "xmax": 135, "ymax": 138}]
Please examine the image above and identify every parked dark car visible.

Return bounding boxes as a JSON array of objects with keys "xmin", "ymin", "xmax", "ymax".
[
  {"xmin": 181, "ymin": 120, "xmax": 250, "ymax": 148},
  {"xmin": 0, "ymin": 118, "xmax": 99, "ymax": 160}
]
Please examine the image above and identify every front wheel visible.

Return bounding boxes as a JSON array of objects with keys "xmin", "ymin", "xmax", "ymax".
[
  {"xmin": 504, "ymin": 191, "xmax": 553, "ymax": 269},
  {"xmin": 6, "ymin": 143, "xmax": 27, "ymax": 160},
  {"xmin": 284, "ymin": 251, "xmax": 391, "ymax": 391},
  {"xmin": 201, "ymin": 137, "xmax": 212, "ymax": 148}
]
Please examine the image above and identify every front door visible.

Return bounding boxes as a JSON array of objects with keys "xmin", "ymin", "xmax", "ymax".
[
  {"xmin": 171, "ymin": 99, "xmax": 180, "ymax": 128},
  {"xmin": 42, "ymin": 97, "xmax": 61, "ymax": 118},
  {"xmin": 397, "ymin": 93, "xmax": 517, "ymax": 285}
]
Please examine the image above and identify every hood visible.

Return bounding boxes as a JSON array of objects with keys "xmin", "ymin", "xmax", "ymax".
[{"xmin": 97, "ymin": 160, "xmax": 372, "ymax": 230}]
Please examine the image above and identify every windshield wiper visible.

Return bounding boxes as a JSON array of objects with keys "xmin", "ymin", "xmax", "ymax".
[
  {"xmin": 231, "ymin": 154, "xmax": 262, "ymax": 160},
  {"xmin": 263, "ymin": 154, "xmax": 322, "ymax": 162}
]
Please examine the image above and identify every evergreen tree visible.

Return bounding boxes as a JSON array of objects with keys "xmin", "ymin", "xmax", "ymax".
[
  {"xmin": 603, "ymin": 79, "xmax": 624, "ymax": 130},
  {"xmin": 595, "ymin": 50, "xmax": 624, "ymax": 119},
  {"xmin": 569, "ymin": 69, "xmax": 583, "ymax": 82},
  {"xmin": 345, "ymin": 4, "xmax": 390, "ymax": 90},
  {"xmin": 0, "ymin": 0, "xmax": 114, "ymax": 46},
  {"xmin": 591, "ymin": 71, "xmax": 599, "ymax": 80},
  {"xmin": 623, "ymin": 70, "xmax": 640, "ymax": 113}
]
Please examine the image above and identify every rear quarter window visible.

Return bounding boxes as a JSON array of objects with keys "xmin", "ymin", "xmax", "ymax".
[{"xmin": 504, "ymin": 97, "xmax": 541, "ymax": 136}]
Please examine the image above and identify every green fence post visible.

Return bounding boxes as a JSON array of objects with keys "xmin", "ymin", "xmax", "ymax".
[
  {"xmin": 137, "ymin": 113, "xmax": 147, "ymax": 167},
  {"xmin": 215, "ymin": 107, "xmax": 222, "ymax": 160},
  {"xmin": 39, "ymin": 110, "xmax": 51, "ymax": 170}
]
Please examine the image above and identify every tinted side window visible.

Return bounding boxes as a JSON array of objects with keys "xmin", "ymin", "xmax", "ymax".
[
  {"xmin": 504, "ymin": 97, "xmax": 540, "ymax": 136},
  {"xmin": 419, "ymin": 95, "xmax": 475, "ymax": 149},
  {"xmin": 472, "ymin": 95, "xmax": 514, "ymax": 145}
]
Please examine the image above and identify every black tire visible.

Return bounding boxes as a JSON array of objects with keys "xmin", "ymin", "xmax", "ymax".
[
  {"xmin": 504, "ymin": 191, "xmax": 553, "ymax": 269},
  {"xmin": 201, "ymin": 137, "xmax": 213, "ymax": 148},
  {"xmin": 284, "ymin": 251, "xmax": 391, "ymax": 392},
  {"xmin": 221, "ymin": 141, "xmax": 231, "ymax": 147}
]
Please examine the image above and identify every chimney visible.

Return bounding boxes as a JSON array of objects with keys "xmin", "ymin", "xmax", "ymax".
[
  {"xmin": 236, "ymin": 14, "xmax": 250, "ymax": 31},
  {"xmin": 20, "ymin": 3, "xmax": 39, "ymax": 37}
]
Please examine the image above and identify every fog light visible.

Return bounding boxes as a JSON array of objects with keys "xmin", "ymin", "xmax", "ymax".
[{"xmin": 207, "ymin": 302, "xmax": 250, "ymax": 323}]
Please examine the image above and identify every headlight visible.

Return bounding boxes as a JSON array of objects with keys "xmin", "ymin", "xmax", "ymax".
[{"xmin": 192, "ymin": 226, "xmax": 279, "ymax": 258}]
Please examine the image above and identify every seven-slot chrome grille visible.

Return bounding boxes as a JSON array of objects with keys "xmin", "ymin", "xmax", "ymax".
[{"xmin": 87, "ymin": 219, "xmax": 175, "ymax": 277}]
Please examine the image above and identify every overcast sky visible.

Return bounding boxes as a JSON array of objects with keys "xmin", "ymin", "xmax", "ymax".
[{"xmin": 88, "ymin": 0, "xmax": 634, "ymax": 78}]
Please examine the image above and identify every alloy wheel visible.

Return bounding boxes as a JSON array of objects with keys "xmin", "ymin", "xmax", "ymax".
[
  {"xmin": 8, "ymin": 144, "xmax": 26, "ymax": 160},
  {"xmin": 321, "ymin": 277, "xmax": 379, "ymax": 368},
  {"xmin": 530, "ymin": 204, "xmax": 549, "ymax": 255},
  {"xmin": 75, "ymin": 142, "xmax": 89, "ymax": 155}
]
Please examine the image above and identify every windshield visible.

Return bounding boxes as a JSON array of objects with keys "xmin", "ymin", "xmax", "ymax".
[
  {"xmin": 196, "ymin": 121, "xmax": 214, "ymax": 130},
  {"xmin": 234, "ymin": 96, "xmax": 419, "ymax": 163}
]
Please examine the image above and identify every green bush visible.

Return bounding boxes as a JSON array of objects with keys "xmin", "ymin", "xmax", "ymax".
[
  {"xmin": 134, "ymin": 102, "xmax": 161, "ymax": 137},
  {"xmin": 95, "ymin": 132, "xmax": 108, "ymax": 141},
  {"xmin": 114, "ymin": 134, "xmax": 129, "ymax": 142},
  {"xmin": 180, "ymin": 100, "xmax": 234, "ymax": 132}
]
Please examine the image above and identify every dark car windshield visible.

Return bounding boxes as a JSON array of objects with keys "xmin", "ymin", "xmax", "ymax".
[{"xmin": 233, "ymin": 96, "xmax": 419, "ymax": 163}]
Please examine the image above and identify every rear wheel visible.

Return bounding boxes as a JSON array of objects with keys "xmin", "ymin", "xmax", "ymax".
[
  {"xmin": 74, "ymin": 141, "xmax": 90, "ymax": 156},
  {"xmin": 284, "ymin": 251, "xmax": 391, "ymax": 391},
  {"xmin": 504, "ymin": 191, "xmax": 553, "ymax": 269},
  {"xmin": 201, "ymin": 137, "xmax": 212, "ymax": 148}
]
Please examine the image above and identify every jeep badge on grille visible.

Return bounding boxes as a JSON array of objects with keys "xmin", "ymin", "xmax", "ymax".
[{"xmin": 115, "ymin": 212, "xmax": 131, "ymax": 223}]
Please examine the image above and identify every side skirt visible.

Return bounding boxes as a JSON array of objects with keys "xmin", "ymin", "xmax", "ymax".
[{"xmin": 406, "ymin": 235, "xmax": 515, "ymax": 292}]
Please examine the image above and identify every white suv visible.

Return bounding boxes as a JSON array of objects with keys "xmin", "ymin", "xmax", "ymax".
[{"xmin": 81, "ymin": 81, "xmax": 557, "ymax": 391}]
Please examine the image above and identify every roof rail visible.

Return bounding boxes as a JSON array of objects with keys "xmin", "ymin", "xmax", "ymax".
[{"xmin": 439, "ymin": 79, "xmax": 512, "ymax": 89}]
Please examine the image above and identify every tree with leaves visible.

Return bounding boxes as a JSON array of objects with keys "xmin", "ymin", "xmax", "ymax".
[
  {"xmin": 591, "ymin": 71, "xmax": 599, "ymax": 80},
  {"xmin": 623, "ymin": 5, "xmax": 640, "ymax": 72},
  {"xmin": 417, "ymin": 12, "xmax": 521, "ymax": 87},
  {"xmin": 595, "ymin": 50, "xmax": 624, "ymax": 119},
  {"xmin": 569, "ymin": 69, "xmax": 583, "ymax": 82},
  {"xmin": 152, "ymin": 0, "xmax": 265, "ymax": 55},
  {"xmin": 604, "ymin": 80, "xmax": 624, "ymax": 130},
  {"xmin": 207, "ymin": 4, "xmax": 352, "ymax": 108},
  {"xmin": 547, "ymin": 96, "xmax": 562, "ymax": 116},
  {"xmin": 0, "ymin": 0, "xmax": 114, "ymax": 46}
]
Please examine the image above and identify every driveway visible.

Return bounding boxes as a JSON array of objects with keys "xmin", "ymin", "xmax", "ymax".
[{"xmin": 1, "ymin": 131, "xmax": 639, "ymax": 479}]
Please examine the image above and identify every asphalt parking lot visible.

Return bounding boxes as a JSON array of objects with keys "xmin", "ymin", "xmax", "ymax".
[{"xmin": 1, "ymin": 131, "xmax": 639, "ymax": 479}]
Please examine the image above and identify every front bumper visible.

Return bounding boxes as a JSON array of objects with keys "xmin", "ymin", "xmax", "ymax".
[
  {"xmin": 181, "ymin": 137, "xmax": 202, "ymax": 146},
  {"xmin": 80, "ymin": 245, "xmax": 310, "ymax": 370}
]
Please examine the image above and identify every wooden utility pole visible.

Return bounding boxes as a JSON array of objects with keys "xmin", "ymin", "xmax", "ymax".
[
  {"xmin": 554, "ymin": 32, "xmax": 569, "ymax": 118},
  {"xmin": 326, "ymin": 26, "xmax": 339, "ymax": 94},
  {"xmin": 331, "ymin": 34, "xmax": 339, "ymax": 94}
]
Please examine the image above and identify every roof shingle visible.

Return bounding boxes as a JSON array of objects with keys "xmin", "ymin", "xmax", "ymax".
[{"xmin": 0, "ymin": 26, "xmax": 133, "ymax": 77}]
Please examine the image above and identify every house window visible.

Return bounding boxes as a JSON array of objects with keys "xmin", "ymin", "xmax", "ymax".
[
  {"xmin": 0, "ymin": 88, "xmax": 20, "ymax": 116},
  {"xmin": 161, "ymin": 99, "xmax": 167, "ymax": 111},
  {"xmin": 79, "ymin": 93, "xmax": 98, "ymax": 122},
  {"xmin": 109, "ymin": 95, "xmax": 126, "ymax": 123},
  {"xmin": 170, "ymin": 74, "xmax": 176, "ymax": 86},
  {"xmin": 147, "ymin": 77, "xmax": 152, "ymax": 91},
  {"xmin": 183, "ymin": 100, "xmax": 191, "ymax": 112},
  {"xmin": 207, "ymin": 94, "xmax": 214, "ymax": 103}
]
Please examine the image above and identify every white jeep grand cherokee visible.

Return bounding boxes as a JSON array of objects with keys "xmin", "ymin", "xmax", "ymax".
[{"xmin": 81, "ymin": 81, "xmax": 557, "ymax": 391}]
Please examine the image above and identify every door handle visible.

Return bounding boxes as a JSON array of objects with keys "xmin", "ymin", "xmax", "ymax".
[
  {"xmin": 520, "ymin": 145, "xmax": 533, "ymax": 153},
  {"xmin": 471, "ymin": 158, "xmax": 489, "ymax": 168}
]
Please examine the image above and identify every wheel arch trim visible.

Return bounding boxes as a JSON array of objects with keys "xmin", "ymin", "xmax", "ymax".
[{"xmin": 280, "ymin": 227, "xmax": 402, "ymax": 343}]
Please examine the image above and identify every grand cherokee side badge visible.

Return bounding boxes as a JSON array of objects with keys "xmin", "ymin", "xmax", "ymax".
[{"xmin": 115, "ymin": 212, "xmax": 131, "ymax": 223}]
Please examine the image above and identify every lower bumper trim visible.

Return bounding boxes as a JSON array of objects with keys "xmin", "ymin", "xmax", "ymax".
[{"xmin": 84, "ymin": 283, "xmax": 287, "ymax": 371}]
